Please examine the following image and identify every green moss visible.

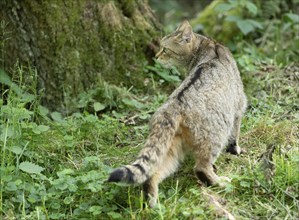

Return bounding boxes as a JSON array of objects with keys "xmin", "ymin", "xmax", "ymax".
[
  {"xmin": 2, "ymin": 0, "xmax": 160, "ymax": 110},
  {"xmin": 117, "ymin": 0, "xmax": 136, "ymax": 18}
]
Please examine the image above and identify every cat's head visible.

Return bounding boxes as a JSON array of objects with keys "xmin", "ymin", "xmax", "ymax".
[{"xmin": 156, "ymin": 20, "xmax": 195, "ymax": 69}]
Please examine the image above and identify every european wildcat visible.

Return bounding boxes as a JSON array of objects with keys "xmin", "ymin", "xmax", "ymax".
[{"xmin": 108, "ymin": 20, "xmax": 247, "ymax": 208}]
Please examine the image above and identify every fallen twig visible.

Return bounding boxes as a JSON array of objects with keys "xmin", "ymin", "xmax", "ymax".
[{"xmin": 202, "ymin": 189, "xmax": 235, "ymax": 220}]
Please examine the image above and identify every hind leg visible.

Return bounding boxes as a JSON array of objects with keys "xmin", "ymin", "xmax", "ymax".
[
  {"xmin": 143, "ymin": 136, "xmax": 183, "ymax": 208},
  {"xmin": 226, "ymin": 116, "xmax": 244, "ymax": 155},
  {"xmin": 194, "ymin": 145, "xmax": 230, "ymax": 187}
]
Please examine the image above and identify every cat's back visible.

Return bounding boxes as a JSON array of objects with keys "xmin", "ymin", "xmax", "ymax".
[
  {"xmin": 154, "ymin": 27, "xmax": 246, "ymax": 129},
  {"xmin": 168, "ymin": 56, "xmax": 240, "ymax": 108}
]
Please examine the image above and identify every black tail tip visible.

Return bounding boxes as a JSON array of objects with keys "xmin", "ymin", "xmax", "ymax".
[{"xmin": 107, "ymin": 169, "xmax": 125, "ymax": 183}]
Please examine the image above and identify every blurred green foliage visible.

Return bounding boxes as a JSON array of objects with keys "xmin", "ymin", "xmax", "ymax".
[
  {"xmin": 149, "ymin": 0, "xmax": 210, "ymax": 32},
  {"xmin": 150, "ymin": 0, "xmax": 299, "ymax": 64}
]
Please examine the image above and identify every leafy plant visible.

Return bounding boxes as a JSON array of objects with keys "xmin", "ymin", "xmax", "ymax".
[
  {"xmin": 145, "ymin": 61, "xmax": 182, "ymax": 84},
  {"xmin": 1, "ymin": 1, "xmax": 299, "ymax": 219},
  {"xmin": 214, "ymin": 0, "xmax": 263, "ymax": 35}
]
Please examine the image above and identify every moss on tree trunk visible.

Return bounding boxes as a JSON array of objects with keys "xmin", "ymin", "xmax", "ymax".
[{"xmin": 0, "ymin": 0, "xmax": 161, "ymax": 111}]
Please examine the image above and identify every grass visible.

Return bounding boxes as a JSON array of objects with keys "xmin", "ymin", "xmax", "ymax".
[
  {"xmin": 1, "ymin": 9, "xmax": 299, "ymax": 219},
  {"xmin": 1, "ymin": 58, "xmax": 298, "ymax": 219}
]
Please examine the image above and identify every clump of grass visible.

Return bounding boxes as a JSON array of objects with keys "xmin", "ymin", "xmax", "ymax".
[
  {"xmin": 220, "ymin": 121, "xmax": 298, "ymax": 219},
  {"xmin": 0, "ymin": 66, "xmax": 145, "ymax": 219}
]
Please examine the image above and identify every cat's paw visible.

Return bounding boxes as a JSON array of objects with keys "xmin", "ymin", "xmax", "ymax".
[
  {"xmin": 217, "ymin": 176, "xmax": 231, "ymax": 188},
  {"xmin": 226, "ymin": 145, "xmax": 245, "ymax": 155},
  {"xmin": 148, "ymin": 195, "xmax": 157, "ymax": 208}
]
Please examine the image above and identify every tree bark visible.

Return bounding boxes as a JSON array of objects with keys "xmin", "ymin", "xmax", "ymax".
[{"xmin": 0, "ymin": 0, "xmax": 161, "ymax": 111}]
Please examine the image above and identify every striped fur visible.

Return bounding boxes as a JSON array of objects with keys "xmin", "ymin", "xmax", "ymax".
[
  {"xmin": 108, "ymin": 20, "xmax": 247, "ymax": 208},
  {"xmin": 108, "ymin": 112, "xmax": 181, "ymax": 184}
]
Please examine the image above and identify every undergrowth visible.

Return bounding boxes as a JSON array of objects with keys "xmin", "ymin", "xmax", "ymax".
[
  {"xmin": 1, "ymin": 59, "xmax": 298, "ymax": 219},
  {"xmin": 1, "ymin": 1, "xmax": 299, "ymax": 219}
]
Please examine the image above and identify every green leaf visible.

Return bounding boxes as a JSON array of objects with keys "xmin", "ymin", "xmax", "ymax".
[
  {"xmin": 0, "ymin": 69, "xmax": 12, "ymax": 86},
  {"xmin": 215, "ymin": 3, "xmax": 235, "ymax": 12},
  {"xmin": 0, "ymin": 69, "xmax": 36, "ymax": 102},
  {"xmin": 247, "ymin": 19, "xmax": 263, "ymax": 29},
  {"xmin": 63, "ymin": 135, "xmax": 73, "ymax": 141},
  {"xmin": 89, "ymin": 206, "xmax": 102, "ymax": 215},
  {"xmin": 0, "ymin": 68, "xmax": 23, "ymax": 95},
  {"xmin": 156, "ymin": 71, "xmax": 181, "ymax": 83},
  {"xmin": 15, "ymin": 179, "xmax": 22, "ymax": 185},
  {"xmin": 0, "ymin": 125, "xmax": 15, "ymax": 141},
  {"xmin": 20, "ymin": 93, "xmax": 36, "ymax": 103},
  {"xmin": 50, "ymin": 203, "xmax": 61, "ymax": 210},
  {"xmin": 28, "ymin": 193, "xmax": 38, "ymax": 203},
  {"xmin": 122, "ymin": 98, "xmax": 145, "ymax": 109},
  {"xmin": 63, "ymin": 196, "xmax": 74, "ymax": 204},
  {"xmin": 51, "ymin": 112, "xmax": 64, "ymax": 122},
  {"xmin": 228, "ymin": 0, "xmax": 238, "ymax": 5},
  {"xmin": 19, "ymin": 161, "xmax": 44, "ymax": 174},
  {"xmin": 49, "ymin": 213, "xmax": 65, "ymax": 219},
  {"xmin": 5, "ymin": 182, "xmax": 18, "ymax": 191},
  {"xmin": 285, "ymin": 13, "xmax": 299, "ymax": 23},
  {"xmin": 225, "ymin": 15, "xmax": 242, "ymax": 22},
  {"xmin": 108, "ymin": 211, "xmax": 122, "ymax": 219},
  {"xmin": 8, "ymin": 146, "xmax": 23, "ymax": 155},
  {"xmin": 182, "ymin": 210, "xmax": 191, "ymax": 217},
  {"xmin": 2, "ymin": 175, "xmax": 12, "ymax": 182},
  {"xmin": 1, "ymin": 106, "xmax": 33, "ymax": 120},
  {"xmin": 245, "ymin": 2, "xmax": 258, "ymax": 15},
  {"xmin": 32, "ymin": 125, "xmax": 50, "ymax": 134},
  {"xmin": 57, "ymin": 168, "xmax": 74, "ymax": 177},
  {"xmin": 68, "ymin": 184, "xmax": 78, "ymax": 192},
  {"xmin": 236, "ymin": 20, "xmax": 255, "ymax": 35},
  {"xmin": 38, "ymin": 105, "xmax": 49, "ymax": 116},
  {"xmin": 93, "ymin": 102, "xmax": 106, "ymax": 112}
]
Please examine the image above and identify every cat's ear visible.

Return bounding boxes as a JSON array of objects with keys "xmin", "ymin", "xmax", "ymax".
[
  {"xmin": 182, "ymin": 25, "xmax": 192, "ymax": 43},
  {"xmin": 176, "ymin": 20, "xmax": 191, "ymax": 32},
  {"xmin": 176, "ymin": 20, "xmax": 193, "ymax": 43}
]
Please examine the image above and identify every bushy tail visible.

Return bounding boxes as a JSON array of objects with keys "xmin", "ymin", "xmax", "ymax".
[{"xmin": 108, "ymin": 112, "xmax": 181, "ymax": 184}]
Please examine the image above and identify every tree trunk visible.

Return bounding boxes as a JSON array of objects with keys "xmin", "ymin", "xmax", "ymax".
[{"xmin": 0, "ymin": 0, "xmax": 161, "ymax": 111}]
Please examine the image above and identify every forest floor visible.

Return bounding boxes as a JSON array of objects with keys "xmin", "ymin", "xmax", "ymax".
[
  {"xmin": 1, "ymin": 49, "xmax": 298, "ymax": 219},
  {"xmin": 1, "ymin": 6, "xmax": 299, "ymax": 216}
]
